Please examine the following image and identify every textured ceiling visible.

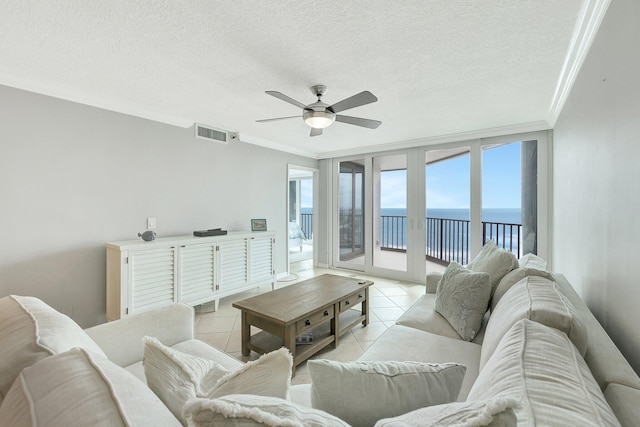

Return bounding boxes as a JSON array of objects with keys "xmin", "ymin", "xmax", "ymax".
[{"xmin": 0, "ymin": 1, "xmax": 587, "ymax": 158}]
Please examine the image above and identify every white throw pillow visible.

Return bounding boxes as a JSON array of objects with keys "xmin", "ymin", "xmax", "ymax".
[
  {"xmin": 184, "ymin": 394, "xmax": 350, "ymax": 427},
  {"xmin": 468, "ymin": 319, "xmax": 621, "ymax": 426},
  {"xmin": 143, "ymin": 336, "xmax": 292, "ymax": 424},
  {"xmin": 518, "ymin": 253, "xmax": 547, "ymax": 270},
  {"xmin": 466, "ymin": 240, "xmax": 518, "ymax": 295},
  {"xmin": 435, "ymin": 262, "xmax": 491, "ymax": 341},
  {"xmin": 481, "ymin": 276, "xmax": 588, "ymax": 369},
  {"xmin": 0, "ymin": 347, "xmax": 181, "ymax": 426},
  {"xmin": 373, "ymin": 397, "xmax": 519, "ymax": 427},
  {"xmin": 0, "ymin": 295, "xmax": 106, "ymax": 399},
  {"xmin": 308, "ymin": 359, "xmax": 466, "ymax": 427}
]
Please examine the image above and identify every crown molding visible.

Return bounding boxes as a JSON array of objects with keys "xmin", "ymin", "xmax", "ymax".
[
  {"xmin": 315, "ymin": 121, "xmax": 550, "ymax": 159},
  {"xmin": 547, "ymin": 0, "xmax": 611, "ymax": 127}
]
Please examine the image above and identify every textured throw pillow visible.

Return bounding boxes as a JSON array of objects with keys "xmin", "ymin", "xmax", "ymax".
[
  {"xmin": 143, "ymin": 336, "xmax": 292, "ymax": 424},
  {"xmin": 308, "ymin": 359, "xmax": 466, "ymax": 427},
  {"xmin": 468, "ymin": 319, "xmax": 621, "ymax": 426},
  {"xmin": 481, "ymin": 276, "xmax": 588, "ymax": 369},
  {"xmin": 466, "ymin": 240, "xmax": 518, "ymax": 296},
  {"xmin": 373, "ymin": 397, "xmax": 519, "ymax": 427},
  {"xmin": 0, "ymin": 347, "xmax": 181, "ymax": 426},
  {"xmin": 435, "ymin": 262, "xmax": 491, "ymax": 341},
  {"xmin": 184, "ymin": 394, "xmax": 350, "ymax": 427},
  {"xmin": 0, "ymin": 295, "xmax": 106, "ymax": 399}
]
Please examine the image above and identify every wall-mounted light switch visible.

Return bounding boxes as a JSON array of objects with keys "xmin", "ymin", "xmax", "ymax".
[{"xmin": 147, "ymin": 218, "xmax": 157, "ymax": 229}]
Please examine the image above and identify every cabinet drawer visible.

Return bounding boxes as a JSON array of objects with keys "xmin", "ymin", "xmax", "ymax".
[
  {"xmin": 339, "ymin": 291, "xmax": 366, "ymax": 312},
  {"xmin": 296, "ymin": 306, "xmax": 334, "ymax": 335}
]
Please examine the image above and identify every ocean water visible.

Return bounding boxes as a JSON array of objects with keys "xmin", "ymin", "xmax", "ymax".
[
  {"xmin": 300, "ymin": 207, "xmax": 522, "ymax": 261},
  {"xmin": 302, "ymin": 207, "xmax": 521, "ymax": 224}
]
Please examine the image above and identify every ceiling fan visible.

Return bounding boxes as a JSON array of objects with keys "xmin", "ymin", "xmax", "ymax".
[{"xmin": 256, "ymin": 85, "xmax": 381, "ymax": 137}]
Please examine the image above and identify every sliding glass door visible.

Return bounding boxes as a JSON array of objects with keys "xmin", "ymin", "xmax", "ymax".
[
  {"xmin": 331, "ymin": 131, "xmax": 550, "ymax": 281},
  {"xmin": 338, "ymin": 160, "xmax": 365, "ymax": 264}
]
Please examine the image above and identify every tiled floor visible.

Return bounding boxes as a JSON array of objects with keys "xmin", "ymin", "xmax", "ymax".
[{"xmin": 194, "ymin": 263, "xmax": 426, "ymax": 385}]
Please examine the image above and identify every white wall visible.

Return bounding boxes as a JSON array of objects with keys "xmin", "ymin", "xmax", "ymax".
[
  {"xmin": 0, "ymin": 84, "xmax": 317, "ymax": 328},
  {"xmin": 553, "ymin": 0, "xmax": 640, "ymax": 373}
]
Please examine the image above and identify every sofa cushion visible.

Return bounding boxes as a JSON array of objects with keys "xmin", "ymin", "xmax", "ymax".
[
  {"xmin": 396, "ymin": 294, "xmax": 488, "ymax": 344},
  {"xmin": 466, "ymin": 240, "xmax": 518, "ymax": 295},
  {"xmin": 143, "ymin": 336, "xmax": 292, "ymax": 423},
  {"xmin": 183, "ymin": 394, "xmax": 350, "ymax": 427},
  {"xmin": 436, "ymin": 261, "xmax": 491, "ymax": 341},
  {"xmin": 468, "ymin": 319, "xmax": 621, "ymax": 426},
  {"xmin": 373, "ymin": 397, "xmax": 518, "ymax": 427},
  {"xmin": 359, "ymin": 324, "xmax": 482, "ymax": 401},
  {"xmin": 604, "ymin": 384, "xmax": 640, "ymax": 427},
  {"xmin": 553, "ymin": 274, "xmax": 640, "ymax": 392},
  {"xmin": 491, "ymin": 266, "xmax": 553, "ymax": 311},
  {"xmin": 0, "ymin": 295, "xmax": 106, "ymax": 400},
  {"xmin": 0, "ymin": 347, "xmax": 181, "ymax": 426},
  {"xmin": 480, "ymin": 276, "xmax": 588, "ymax": 369},
  {"xmin": 308, "ymin": 359, "xmax": 466, "ymax": 427}
]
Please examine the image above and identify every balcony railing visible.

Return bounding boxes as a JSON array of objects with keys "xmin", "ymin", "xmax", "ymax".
[
  {"xmin": 382, "ymin": 215, "xmax": 522, "ymax": 265},
  {"xmin": 303, "ymin": 213, "xmax": 522, "ymax": 265},
  {"xmin": 300, "ymin": 213, "xmax": 313, "ymax": 240}
]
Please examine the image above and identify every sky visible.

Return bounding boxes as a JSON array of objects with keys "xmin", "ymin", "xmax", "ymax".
[{"xmin": 385, "ymin": 142, "xmax": 522, "ymax": 209}]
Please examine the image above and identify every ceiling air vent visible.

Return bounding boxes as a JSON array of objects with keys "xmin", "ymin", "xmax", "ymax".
[{"xmin": 194, "ymin": 123, "xmax": 238, "ymax": 144}]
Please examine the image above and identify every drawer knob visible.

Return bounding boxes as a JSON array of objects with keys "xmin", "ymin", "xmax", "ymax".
[
  {"xmin": 358, "ymin": 294, "xmax": 363, "ymax": 299},
  {"xmin": 345, "ymin": 300, "xmax": 350, "ymax": 306},
  {"xmin": 305, "ymin": 319, "xmax": 311, "ymax": 326},
  {"xmin": 324, "ymin": 310, "xmax": 329, "ymax": 316}
]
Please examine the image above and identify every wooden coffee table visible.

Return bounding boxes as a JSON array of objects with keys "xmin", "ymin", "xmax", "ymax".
[{"xmin": 232, "ymin": 274, "xmax": 373, "ymax": 372}]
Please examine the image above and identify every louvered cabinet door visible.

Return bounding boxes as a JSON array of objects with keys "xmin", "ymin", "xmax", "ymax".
[
  {"xmin": 249, "ymin": 236, "xmax": 275, "ymax": 284},
  {"xmin": 178, "ymin": 243, "xmax": 216, "ymax": 306},
  {"xmin": 218, "ymin": 238, "xmax": 248, "ymax": 293},
  {"xmin": 129, "ymin": 246, "xmax": 177, "ymax": 315}
]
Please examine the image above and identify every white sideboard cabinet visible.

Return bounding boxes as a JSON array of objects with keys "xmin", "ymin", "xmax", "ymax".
[{"xmin": 106, "ymin": 231, "xmax": 275, "ymax": 321}]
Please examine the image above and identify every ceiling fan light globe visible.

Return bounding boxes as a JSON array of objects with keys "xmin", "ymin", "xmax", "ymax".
[{"xmin": 303, "ymin": 111, "xmax": 335, "ymax": 129}]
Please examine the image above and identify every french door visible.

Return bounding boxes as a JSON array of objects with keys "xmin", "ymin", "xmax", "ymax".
[{"xmin": 331, "ymin": 131, "xmax": 550, "ymax": 282}]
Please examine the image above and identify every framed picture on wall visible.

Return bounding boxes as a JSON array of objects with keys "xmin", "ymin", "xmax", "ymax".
[{"xmin": 251, "ymin": 219, "xmax": 267, "ymax": 231}]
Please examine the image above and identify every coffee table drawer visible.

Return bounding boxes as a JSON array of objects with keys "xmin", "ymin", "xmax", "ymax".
[
  {"xmin": 339, "ymin": 291, "xmax": 366, "ymax": 312},
  {"xmin": 296, "ymin": 306, "xmax": 334, "ymax": 335}
]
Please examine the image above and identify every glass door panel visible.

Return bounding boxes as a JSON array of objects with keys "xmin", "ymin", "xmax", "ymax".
[
  {"xmin": 425, "ymin": 146, "xmax": 471, "ymax": 267},
  {"xmin": 481, "ymin": 140, "xmax": 537, "ymax": 257},
  {"xmin": 373, "ymin": 154, "xmax": 407, "ymax": 272},
  {"xmin": 338, "ymin": 160, "xmax": 365, "ymax": 264}
]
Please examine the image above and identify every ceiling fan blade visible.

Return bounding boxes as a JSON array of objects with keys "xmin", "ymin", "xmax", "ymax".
[
  {"xmin": 265, "ymin": 91, "xmax": 307, "ymax": 109},
  {"xmin": 256, "ymin": 115, "xmax": 301, "ymax": 123},
  {"xmin": 328, "ymin": 91, "xmax": 378, "ymax": 113},
  {"xmin": 335, "ymin": 114, "xmax": 382, "ymax": 129},
  {"xmin": 310, "ymin": 127, "xmax": 323, "ymax": 137}
]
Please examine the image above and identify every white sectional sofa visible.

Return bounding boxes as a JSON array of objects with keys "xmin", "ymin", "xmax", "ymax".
[{"xmin": 1, "ymin": 247, "xmax": 639, "ymax": 425}]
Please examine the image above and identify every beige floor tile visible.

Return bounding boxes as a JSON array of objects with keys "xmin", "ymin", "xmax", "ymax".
[
  {"xmin": 314, "ymin": 341, "xmax": 365, "ymax": 362},
  {"xmin": 368, "ymin": 287, "xmax": 385, "ymax": 297},
  {"xmin": 377, "ymin": 287, "xmax": 409, "ymax": 297},
  {"xmin": 371, "ymin": 307, "xmax": 405, "ymax": 322},
  {"xmin": 195, "ymin": 332, "xmax": 230, "ymax": 351},
  {"xmin": 195, "ymin": 316, "xmax": 236, "ymax": 334},
  {"xmin": 225, "ymin": 331, "xmax": 243, "ymax": 353},
  {"xmin": 368, "ymin": 295, "xmax": 397, "ymax": 308},
  {"xmin": 350, "ymin": 321, "xmax": 388, "ymax": 343},
  {"xmin": 358, "ymin": 341, "xmax": 375, "ymax": 351},
  {"xmin": 387, "ymin": 294, "xmax": 422, "ymax": 307}
]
